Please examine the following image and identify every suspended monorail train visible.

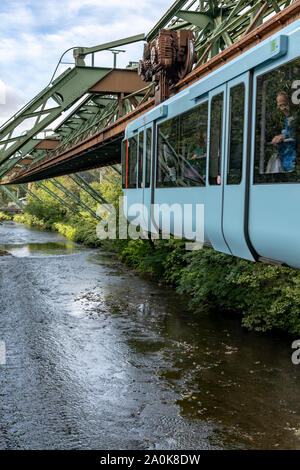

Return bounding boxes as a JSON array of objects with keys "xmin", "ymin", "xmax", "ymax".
[{"xmin": 122, "ymin": 18, "xmax": 300, "ymax": 270}]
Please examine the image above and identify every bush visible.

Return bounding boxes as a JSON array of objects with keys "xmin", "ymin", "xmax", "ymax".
[
  {"xmin": 177, "ymin": 248, "xmax": 300, "ymax": 335},
  {"xmin": 0, "ymin": 212, "xmax": 11, "ymax": 221}
]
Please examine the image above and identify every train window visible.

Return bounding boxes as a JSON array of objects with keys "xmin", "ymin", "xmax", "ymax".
[
  {"xmin": 254, "ymin": 57, "xmax": 300, "ymax": 184},
  {"xmin": 145, "ymin": 128, "xmax": 152, "ymax": 188},
  {"xmin": 156, "ymin": 102, "xmax": 208, "ymax": 188},
  {"xmin": 121, "ymin": 139, "xmax": 126, "ymax": 188},
  {"xmin": 227, "ymin": 83, "xmax": 245, "ymax": 185},
  {"xmin": 138, "ymin": 132, "xmax": 144, "ymax": 188},
  {"xmin": 209, "ymin": 93, "xmax": 223, "ymax": 185},
  {"xmin": 126, "ymin": 135, "xmax": 138, "ymax": 189}
]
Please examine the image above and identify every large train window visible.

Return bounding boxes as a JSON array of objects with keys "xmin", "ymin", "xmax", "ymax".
[
  {"xmin": 254, "ymin": 57, "xmax": 300, "ymax": 184},
  {"xmin": 156, "ymin": 102, "xmax": 208, "ymax": 188},
  {"xmin": 209, "ymin": 93, "xmax": 223, "ymax": 185},
  {"xmin": 227, "ymin": 83, "xmax": 245, "ymax": 185},
  {"xmin": 145, "ymin": 128, "xmax": 152, "ymax": 188},
  {"xmin": 138, "ymin": 132, "xmax": 144, "ymax": 188},
  {"xmin": 122, "ymin": 135, "xmax": 138, "ymax": 189}
]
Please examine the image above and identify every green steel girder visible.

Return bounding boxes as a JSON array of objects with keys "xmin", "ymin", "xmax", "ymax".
[
  {"xmin": 50, "ymin": 178, "xmax": 100, "ymax": 220},
  {"xmin": 0, "ymin": 94, "xmax": 121, "ymax": 182},
  {"xmin": 0, "ymin": 139, "xmax": 42, "ymax": 178},
  {"xmin": 20, "ymin": 184, "xmax": 43, "ymax": 204},
  {"xmin": 68, "ymin": 174, "xmax": 109, "ymax": 206},
  {"xmin": 1, "ymin": 186, "xmax": 25, "ymax": 210},
  {"xmin": 37, "ymin": 182, "xmax": 80, "ymax": 216},
  {"xmin": 47, "ymin": 99, "xmax": 119, "ymax": 158},
  {"xmin": 146, "ymin": 0, "xmax": 190, "ymax": 41},
  {"xmin": 112, "ymin": 165, "xmax": 121, "ymax": 176},
  {"xmin": 0, "ymin": 66, "xmax": 112, "ymax": 166},
  {"xmin": 73, "ymin": 33, "xmax": 145, "ymax": 66},
  {"xmin": 149, "ymin": 0, "xmax": 295, "ymax": 61}
]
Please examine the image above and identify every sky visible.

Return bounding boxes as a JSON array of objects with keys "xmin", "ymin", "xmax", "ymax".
[{"xmin": 0, "ymin": 0, "xmax": 174, "ymax": 125}]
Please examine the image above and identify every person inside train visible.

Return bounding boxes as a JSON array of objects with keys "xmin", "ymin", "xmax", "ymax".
[
  {"xmin": 185, "ymin": 130, "xmax": 207, "ymax": 183},
  {"xmin": 270, "ymin": 91, "xmax": 296, "ymax": 172}
]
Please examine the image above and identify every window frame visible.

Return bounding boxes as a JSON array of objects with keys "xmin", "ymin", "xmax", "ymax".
[
  {"xmin": 227, "ymin": 82, "xmax": 246, "ymax": 186},
  {"xmin": 156, "ymin": 100, "xmax": 209, "ymax": 189},
  {"xmin": 253, "ymin": 56, "xmax": 300, "ymax": 185},
  {"xmin": 208, "ymin": 92, "xmax": 224, "ymax": 186}
]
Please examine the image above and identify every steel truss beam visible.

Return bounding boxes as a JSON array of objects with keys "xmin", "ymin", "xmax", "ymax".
[
  {"xmin": 1, "ymin": 186, "xmax": 25, "ymax": 210},
  {"xmin": 20, "ymin": 184, "xmax": 43, "ymax": 204},
  {"xmin": 50, "ymin": 178, "xmax": 100, "ymax": 220},
  {"xmin": 68, "ymin": 174, "xmax": 108, "ymax": 206},
  {"xmin": 37, "ymin": 182, "xmax": 81, "ymax": 216},
  {"xmin": 0, "ymin": 67, "xmax": 112, "ymax": 167}
]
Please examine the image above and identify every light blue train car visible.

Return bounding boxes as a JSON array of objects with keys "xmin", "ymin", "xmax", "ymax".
[{"xmin": 122, "ymin": 18, "xmax": 300, "ymax": 270}]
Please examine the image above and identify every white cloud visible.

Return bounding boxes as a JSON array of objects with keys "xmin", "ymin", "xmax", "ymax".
[
  {"xmin": 0, "ymin": 0, "xmax": 172, "ymax": 104},
  {"xmin": 0, "ymin": 83, "xmax": 26, "ymax": 126}
]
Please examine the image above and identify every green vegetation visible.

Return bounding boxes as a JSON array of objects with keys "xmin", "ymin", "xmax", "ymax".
[
  {"xmin": 0, "ymin": 211, "xmax": 10, "ymax": 221},
  {"xmin": 14, "ymin": 171, "xmax": 300, "ymax": 336}
]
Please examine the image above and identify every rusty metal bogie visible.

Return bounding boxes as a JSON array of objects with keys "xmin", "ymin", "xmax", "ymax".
[{"xmin": 138, "ymin": 29, "xmax": 197, "ymax": 104}]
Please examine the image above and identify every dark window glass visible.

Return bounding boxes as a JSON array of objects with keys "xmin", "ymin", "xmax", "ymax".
[
  {"xmin": 145, "ymin": 128, "xmax": 152, "ymax": 188},
  {"xmin": 156, "ymin": 102, "xmax": 208, "ymax": 188},
  {"xmin": 138, "ymin": 131, "xmax": 144, "ymax": 188},
  {"xmin": 121, "ymin": 140, "xmax": 126, "ymax": 189},
  {"xmin": 227, "ymin": 83, "xmax": 245, "ymax": 185},
  {"xmin": 209, "ymin": 93, "xmax": 223, "ymax": 185},
  {"xmin": 126, "ymin": 135, "xmax": 138, "ymax": 188},
  {"xmin": 254, "ymin": 57, "xmax": 300, "ymax": 184}
]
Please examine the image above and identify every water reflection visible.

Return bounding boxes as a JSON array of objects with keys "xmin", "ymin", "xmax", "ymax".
[
  {"xmin": 74, "ymin": 285, "xmax": 300, "ymax": 450},
  {"xmin": 0, "ymin": 241, "xmax": 84, "ymax": 257}
]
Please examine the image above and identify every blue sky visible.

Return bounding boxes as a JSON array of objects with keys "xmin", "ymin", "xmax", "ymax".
[{"xmin": 0, "ymin": 0, "xmax": 174, "ymax": 124}]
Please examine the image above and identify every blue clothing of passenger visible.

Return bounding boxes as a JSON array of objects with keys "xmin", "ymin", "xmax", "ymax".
[{"xmin": 277, "ymin": 115, "xmax": 296, "ymax": 172}]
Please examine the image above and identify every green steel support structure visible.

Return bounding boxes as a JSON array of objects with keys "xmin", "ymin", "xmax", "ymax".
[
  {"xmin": 20, "ymin": 184, "xmax": 43, "ymax": 204},
  {"xmin": 1, "ymin": 186, "xmax": 25, "ymax": 210},
  {"xmin": 112, "ymin": 165, "xmax": 121, "ymax": 176},
  {"xmin": 37, "ymin": 182, "xmax": 81, "ymax": 216},
  {"xmin": 50, "ymin": 178, "xmax": 100, "ymax": 220},
  {"xmin": 68, "ymin": 174, "xmax": 109, "ymax": 206}
]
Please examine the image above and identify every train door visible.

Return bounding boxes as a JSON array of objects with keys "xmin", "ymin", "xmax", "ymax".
[
  {"xmin": 248, "ymin": 55, "xmax": 300, "ymax": 268},
  {"xmin": 205, "ymin": 84, "xmax": 231, "ymax": 254},
  {"xmin": 142, "ymin": 123, "xmax": 153, "ymax": 232},
  {"xmin": 222, "ymin": 72, "xmax": 256, "ymax": 261}
]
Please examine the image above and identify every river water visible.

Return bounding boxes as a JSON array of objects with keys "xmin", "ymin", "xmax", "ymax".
[{"xmin": 0, "ymin": 221, "xmax": 299, "ymax": 450}]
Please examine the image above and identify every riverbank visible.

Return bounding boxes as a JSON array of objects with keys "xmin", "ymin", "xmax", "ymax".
[{"xmin": 14, "ymin": 175, "xmax": 300, "ymax": 336}]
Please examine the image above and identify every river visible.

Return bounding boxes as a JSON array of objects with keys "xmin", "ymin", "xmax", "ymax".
[{"xmin": 0, "ymin": 221, "xmax": 299, "ymax": 450}]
